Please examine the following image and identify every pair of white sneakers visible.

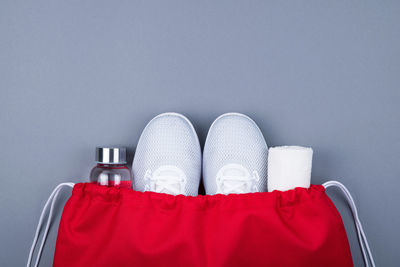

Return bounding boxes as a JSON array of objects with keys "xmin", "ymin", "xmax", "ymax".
[{"xmin": 132, "ymin": 112, "xmax": 268, "ymax": 196}]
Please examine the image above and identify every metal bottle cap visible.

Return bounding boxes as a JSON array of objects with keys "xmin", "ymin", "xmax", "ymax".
[{"xmin": 95, "ymin": 147, "xmax": 127, "ymax": 164}]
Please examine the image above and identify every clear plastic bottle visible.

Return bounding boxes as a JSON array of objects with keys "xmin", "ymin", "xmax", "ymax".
[{"xmin": 90, "ymin": 147, "xmax": 132, "ymax": 188}]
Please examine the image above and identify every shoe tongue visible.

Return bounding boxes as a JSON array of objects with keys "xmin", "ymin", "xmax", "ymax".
[
  {"xmin": 220, "ymin": 164, "xmax": 250, "ymax": 193},
  {"xmin": 157, "ymin": 168, "xmax": 180, "ymax": 178},
  {"xmin": 153, "ymin": 165, "xmax": 184, "ymax": 178},
  {"xmin": 221, "ymin": 164, "xmax": 249, "ymax": 177},
  {"xmin": 223, "ymin": 168, "xmax": 245, "ymax": 177},
  {"xmin": 224, "ymin": 180, "xmax": 246, "ymax": 193},
  {"xmin": 153, "ymin": 165, "xmax": 186, "ymax": 194},
  {"xmin": 159, "ymin": 186, "xmax": 173, "ymax": 194}
]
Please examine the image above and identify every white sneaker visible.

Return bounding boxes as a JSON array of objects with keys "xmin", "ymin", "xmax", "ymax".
[
  {"xmin": 203, "ymin": 113, "xmax": 268, "ymax": 195},
  {"xmin": 132, "ymin": 112, "xmax": 201, "ymax": 196}
]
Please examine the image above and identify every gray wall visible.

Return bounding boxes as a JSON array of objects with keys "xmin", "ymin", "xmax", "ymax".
[{"xmin": 1, "ymin": 1, "xmax": 399, "ymax": 266}]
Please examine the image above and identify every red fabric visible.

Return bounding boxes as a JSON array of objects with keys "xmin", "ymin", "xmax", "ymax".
[{"xmin": 54, "ymin": 183, "xmax": 353, "ymax": 267}]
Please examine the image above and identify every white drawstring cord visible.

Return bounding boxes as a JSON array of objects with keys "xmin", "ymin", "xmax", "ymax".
[
  {"xmin": 27, "ymin": 182, "xmax": 74, "ymax": 267},
  {"xmin": 323, "ymin": 180, "xmax": 375, "ymax": 267}
]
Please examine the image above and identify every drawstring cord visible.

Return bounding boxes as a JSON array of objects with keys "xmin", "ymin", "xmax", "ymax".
[
  {"xmin": 323, "ymin": 180, "xmax": 375, "ymax": 267},
  {"xmin": 27, "ymin": 183, "xmax": 74, "ymax": 267}
]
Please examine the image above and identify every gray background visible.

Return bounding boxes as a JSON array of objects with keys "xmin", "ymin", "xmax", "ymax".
[{"xmin": 1, "ymin": 1, "xmax": 399, "ymax": 266}]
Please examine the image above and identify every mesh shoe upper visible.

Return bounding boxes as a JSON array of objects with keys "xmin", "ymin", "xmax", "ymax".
[
  {"xmin": 203, "ymin": 113, "xmax": 268, "ymax": 195},
  {"xmin": 132, "ymin": 113, "xmax": 201, "ymax": 196}
]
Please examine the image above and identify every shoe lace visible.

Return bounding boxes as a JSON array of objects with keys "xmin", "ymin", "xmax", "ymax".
[
  {"xmin": 144, "ymin": 166, "xmax": 186, "ymax": 195},
  {"xmin": 216, "ymin": 164, "xmax": 260, "ymax": 194}
]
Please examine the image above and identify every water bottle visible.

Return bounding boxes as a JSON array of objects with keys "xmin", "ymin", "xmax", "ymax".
[{"xmin": 90, "ymin": 147, "xmax": 132, "ymax": 188}]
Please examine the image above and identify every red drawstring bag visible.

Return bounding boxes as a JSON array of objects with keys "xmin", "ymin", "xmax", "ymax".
[{"xmin": 27, "ymin": 181, "xmax": 375, "ymax": 267}]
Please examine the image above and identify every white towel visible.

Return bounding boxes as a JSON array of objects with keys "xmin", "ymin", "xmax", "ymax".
[{"xmin": 267, "ymin": 146, "xmax": 313, "ymax": 192}]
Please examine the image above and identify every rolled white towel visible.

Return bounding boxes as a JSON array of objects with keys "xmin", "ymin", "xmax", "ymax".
[{"xmin": 267, "ymin": 146, "xmax": 313, "ymax": 192}]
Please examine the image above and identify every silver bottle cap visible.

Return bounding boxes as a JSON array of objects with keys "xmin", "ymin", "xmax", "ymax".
[{"xmin": 95, "ymin": 147, "xmax": 127, "ymax": 164}]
